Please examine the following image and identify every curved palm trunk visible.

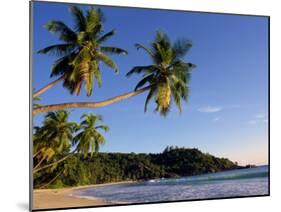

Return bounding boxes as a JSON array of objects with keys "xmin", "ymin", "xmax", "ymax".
[
  {"xmin": 33, "ymin": 75, "xmax": 65, "ymax": 98},
  {"xmin": 39, "ymin": 170, "xmax": 64, "ymax": 189},
  {"xmin": 33, "ymin": 150, "xmax": 41, "ymax": 158},
  {"xmin": 33, "ymin": 153, "xmax": 71, "ymax": 174},
  {"xmin": 33, "ymin": 85, "xmax": 151, "ymax": 115},
  {"xmin": 33, "ymin": 146, "xmax": 80, "ymax": 174},
  {"xmin": 33, "ymin": 157, "xmax": 46, "ymax": 170}
]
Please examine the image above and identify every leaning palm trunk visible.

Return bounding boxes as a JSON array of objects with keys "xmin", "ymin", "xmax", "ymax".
[
  {"xmin": 39, "ymin": 170, "xmax": 63, "ymax": 189},
  {"xmin": 33, "ymin": 145, "xmax": 81, "ymax": 174},
  {"xmin": 33, "ymin": 157, "xmax": 46, "ymax": 170},
  {"xmin": 33, "ymin": 75, "xmax": 65, "ymax": 98},
  {"xmin": 33, "ymin": 85, "xmax": 152, "ymax": 115},
  {"xmin": 33, "ymin": 150, "xmax": 42, "ymax": 158},
  {"xmin": 33, "ymin": 153, "xmax": 71, "ymax": 174}
]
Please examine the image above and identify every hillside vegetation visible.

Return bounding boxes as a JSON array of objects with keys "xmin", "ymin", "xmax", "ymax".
[{"xmin": 34, "ymin": 146, "xmax": 239, "ymax": 189}]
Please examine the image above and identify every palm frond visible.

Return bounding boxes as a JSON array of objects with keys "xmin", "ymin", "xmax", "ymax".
[
  {"xmin": 158, "ymin": 106, "xmax": 170, "ymax": 116},
  {"xmin": 154, "ymin": 31, "xmax": 171, "ymax": 45},
  {"xmin": 33, "ymin": 95, "xmax": 42, "ymax": 109},
  {"xmin": 144, "ymin": 87, "xmax": 156, "ymax": 112},
  {"xmin": 86, "ymin": 8, "xmax": 102, "ymax": 32},
  {"xmin": 173, "ymin": 38, "xmax": 192, "ymax": 59},
  {"xmin": 37, "ymin": 43, "xmax": 76, "ymax": 57},
  {"xmin": 97, "ymin": 30, "xmax": 116, "ymax": 43},
  {"xmin": 126, "ymin": 65, "xmax": 155, "ymax": 77},
  {"xmin": 69, "ymin": 6, "xmax": 86, "ymax": 31},
  {"xmin": 95, "ymin": 114, "xmax": 103, "ymax": 121},
  {"xmin": 155, "ymin": 42, "xmax": 173, "ymax": 64},
  {"xmin": 51, "ymin": 52, "xmax": 77, "ymax": 77},
  {"xmin": 95, "ymin": 125, "xmax": 110, "ymax": 132},
  {"xmin": 92, "ymin": 62, "xmax": 102, "ymax": 87},
  {"xmin": 135, "ymin": 43, "xmax": 154, "ymax": 58},
  {"xmin": 188, "ymin": 62, "xmax": 197, "ymax": 69},
  {"xmin": 96, "ymin": 52, "xmax": 118, "ymax": 72},
  {"xmin": 70, "ymin": 47, "xmax": 91, "ymax": 66},
  {"xmin": 100, "ymin": 46, "xmax": 128, "ymax": 55},
  {"xmin": 94, "ymin": 140, "xmax": 100, "ymax": 152},
  {"xmin": 134, "ymin": 74, "xmax": 154, "ymax": 91},
  {"xmin": 45, "ymin": 21, "xmax": 77, "ymax": 42},
  {"xmin": 170, "ymin": 83, "xmax": 182, "ymax": 112},
  {"xmin": 85, "ymin": 63, "xmax": 94, "ymax": 96}
]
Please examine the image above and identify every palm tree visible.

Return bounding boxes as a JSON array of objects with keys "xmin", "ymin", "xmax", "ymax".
[
  {"xmin": 33, "ymin": 6, "xmax": 127, "ymax": 98},
  {"xmin": 33, "ymin": 94, "xmax": 42, "ymax": 109},
  {"xmin": 33, "ymin": 110, "xmax": 78, "ymax": 173},
  {"xmin": 73, "ymin": 113, "xmax": 109, "ymax": 158},
  {"xmin": 33, "ymin": 32, "xmax": 195, "ymax": 115},
  {"xmin": 126, "ymin": 32, "xmax": 196, "ymax": 115},
  {"xmin": 33, "ymin": 111, "xmax": 108, "ymax": 173}
]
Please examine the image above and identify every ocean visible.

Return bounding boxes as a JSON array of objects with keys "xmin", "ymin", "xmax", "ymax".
[{"xmin": 73, "ymin": 165, "xmax": 269, "ymax": 204}]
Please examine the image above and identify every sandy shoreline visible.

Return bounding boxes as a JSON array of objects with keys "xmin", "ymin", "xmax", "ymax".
[{"xmin": 33, "ymin": 181, "xmax": 134, "ymax": 210}]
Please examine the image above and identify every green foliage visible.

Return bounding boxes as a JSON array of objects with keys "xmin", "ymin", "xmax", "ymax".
[
  {"xmin": 61, "ymin": 155, "xmax": 91, "ymax": 186},
  {"xmin": 34, "ymin": 146, "xmax": 238, "ymax": 189},
  {"xmin": 48, "ymin": 180, "xmax": 65, "ymax": 189},
  {"xmin": 38, "ymin": 6, "xmax": 127, "ymax": 96},
  {"xmin": 154, "ymin": 146, "xmax": 236, "ymax": 176},
  {"xmin": 73, "ymin": 113, "xmax": 109, "ymax": 158},
  {"xmin": 127, "ymin": 31, "xmax": 196, "ymax": 116},
  {"xmin": 33, "ymin": 110, "xmax": 108, "ymax": 175},
  {"xmin": 33, "ymin": 110, "xmax": 78, "ymax": 172},
  {"xmin": 33, "ymin": 95, "xmax": 42, "ymax": 109}
]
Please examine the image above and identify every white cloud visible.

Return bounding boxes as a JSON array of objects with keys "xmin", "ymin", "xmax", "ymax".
[
  {"xmin": 213, "ymin": 117, "xmax": 222, "ymax": 122},
  {"xmin": 198, "ymin": 106, "xmax": 222, "ymax": 113},
  {"xmin": 248, "ymin": 120, "xmax": 257, "ymax": 125},
  {"xmin": 248, "ymin": 119, "xmax": 268, "ymax": 125},
  {"xmin": 255, "ymin": 113, "xmax": 267, "ymax": 119},
  {"xmin": 247, "ymin": 113, "xmax": 268, "ymax": 125}
]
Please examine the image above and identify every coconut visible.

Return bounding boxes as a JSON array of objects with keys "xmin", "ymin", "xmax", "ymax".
[{"xmin": 156, "ymin": 82, "xmax": 171, "ymax": 114}]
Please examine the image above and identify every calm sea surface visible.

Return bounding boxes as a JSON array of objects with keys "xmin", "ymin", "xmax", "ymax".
[{"xmin": 73, "ymin": 165, "xmax": 269, "ymax": 203}]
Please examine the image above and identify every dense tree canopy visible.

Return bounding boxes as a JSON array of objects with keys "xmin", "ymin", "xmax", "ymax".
[
  {"xmin": 34, "ymin": 146, "xmax": 239, "ymax": 189},
  {"xmin": 33, "ymin": 110, "xmax": 108, "ymax": 174}
]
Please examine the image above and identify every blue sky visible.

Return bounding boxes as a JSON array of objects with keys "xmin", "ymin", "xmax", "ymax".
[{"xmin": 32, "ymin": 2, "xmax": 268, "ymax": 165}]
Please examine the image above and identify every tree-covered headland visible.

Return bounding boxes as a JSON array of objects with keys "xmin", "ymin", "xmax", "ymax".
[{"xmin": 34, "ymin": 144, "xmax": 239, "ymax": 189}]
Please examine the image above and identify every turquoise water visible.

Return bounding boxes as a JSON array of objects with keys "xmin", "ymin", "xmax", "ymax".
[{"xmin": 73, "ymin": 165, "xmax": 269, "ymax": 203}]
